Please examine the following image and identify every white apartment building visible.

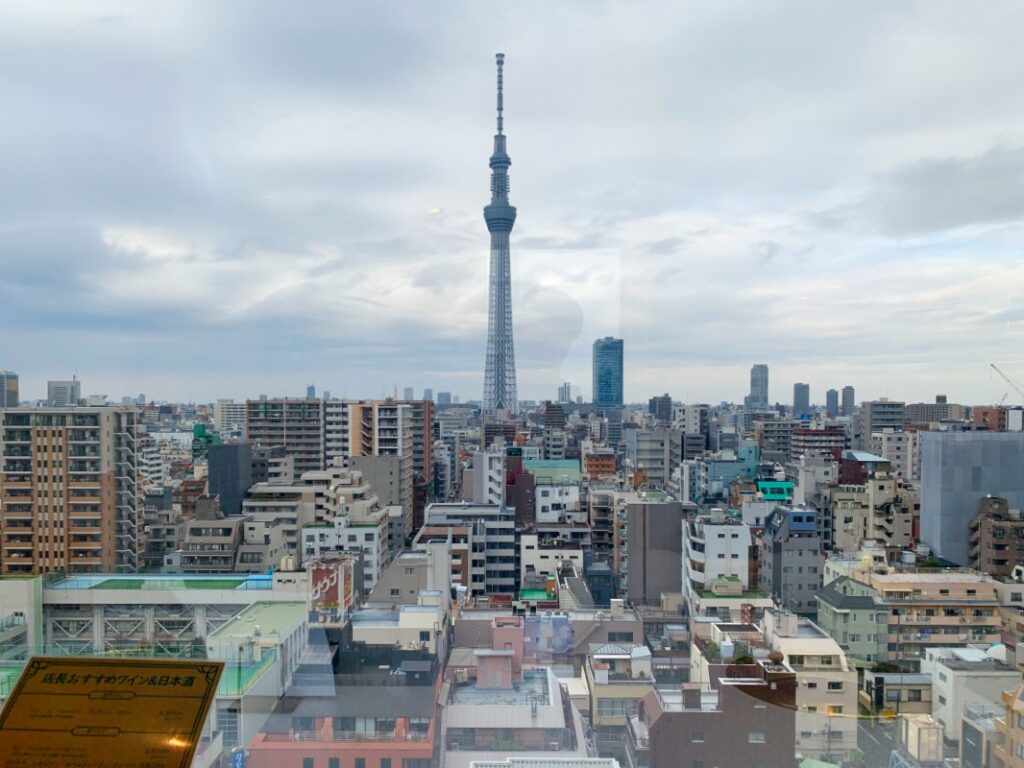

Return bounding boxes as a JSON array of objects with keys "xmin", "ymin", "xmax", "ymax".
[
  {"xmin": 213, "ymin": 399, "xmax": 247, "ymax": 435},
  {"xmin": 682, "ymin": 508, "xmax": 753, "ymax": 614},
  {"xmin": 921, "ymin": 646, "xmax": 1020, "ymax": 742},
  {"xmin": 520, "ymin": 533, "xmax": 584, "ymax": 582},
  {"xmin": 301, "ymin": 512, "xmax": 390, "ymax": 593},
  {"xmin": 464, "ymin": 449, "xmax": 505, "ymax": 506},
  {"xmin": 536, "ymin": 481, "xmax": 582, "ymax": 523},
  {"xmin": 423, "ymin": 502, "xmax": 516, "ymax": 595}
]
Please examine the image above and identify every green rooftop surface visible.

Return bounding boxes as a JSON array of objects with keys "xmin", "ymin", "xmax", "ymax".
[
  {"xmin": 209, "ymin": 601, "xmax": 307, "ymax": 639},
  {"xmin": 519, "ymin": 589, "xmax": 553, "ymax": 601},
  {"xmin": 523, "ymin": 459, "xmax": 582, "ymax": 484},
  {"xmin": 93, "ymin": 578, "xmax": 246, "ymax": 590}
]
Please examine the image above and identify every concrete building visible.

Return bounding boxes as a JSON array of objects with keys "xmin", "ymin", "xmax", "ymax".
[
  {"xmin": 624, "ymin": 500, "xmax": 683, "ymax": 605},
  {"xmin": 968, "ymin": 495, "xmax": 1024, "ymax": 578},
  {"xmin": 682, "ymin": 508, "xmax": 753, "ymax": 615},
  {"xmin": 860, "ymin": 672, "xmax": 933, "ymax": 715},
  {"xmin": 759, "ymin": 507, "xmax": 822, "ymax": 615},
  {"xmin": 791, "ymin": 427, "xmax": 846, "ymax": 460},
  {"xmin": 844, "ymin": 570, "xmax": 1001, "ymax": 665},
  {"xmin": 995, "ymin": 680, "xmax": 1024, "ymax": 768},
  {"xmin": 852, "ymin": 399, "xmax": 905, "ymax": 450},
  {"xmin": 626, "ymin": 660, "xmax": 797, "ymax": 768},
  {"xmin": 46, "ymin": 379, "xmax": 81, "ymax": 407},
  {"xmin": 830, "ymin": 471, "xmax": 917, "ymax": 552},
  {"xmin": 748, "ymin": 364, "xmax": 769, "ymax": 409},
  {"xmin": 647, "ymin": 394, "xmax": 672, "ymax": 426},
  {"xmin": 961, "ymin": 702, "xmax": 1002, "ymax": 768},
  {"xmin": 815, "ymin": 576, "xmax": 886, "ymax": 665},
  {"xmin": 841, "ymin": 386, "xmax": 855, "ymax": 417},
  {"xmin": 250, "ymin": 445, "xmax": 295, "ymax": 485},
  {"xmin": 585, "ymin": 642, "xmax": 656, "ymax": 746},
  {"xmin": 754, "ymin": 419, "xmax": 800, "ymax": 463},
  {"xmin": 920, "ymin": 431, "xmax": 1024, "ymax": 565},
  {"xmin": 871, "ymin": 428, "xmax": 911, "ymax": 478},
  {"xmin": 346, "ymin": 400, "xmax": 416, "ymax": 540},
  {"xmin": 624, "ymin": 428, "xmax": 679, "ymax": 490},
  {"xmin": 825, "ymin": 388, "xmax": 839, "ymax": 418},
  {"xmin": 906, "ymin": 399, "xmax": 969, "ymax": 424},
  {"xmin": 794, "ymin": 382, "xmax": 810, "ymax": 415},
  {"xmin": 207, "ymin": 442, "xmax": 253, "ymax": 516},
  {"xmin": 0, "ymin": 406, "xmax": 141, "ymax": 574},
  {"xmin": 762, "ymin": 610, "xmax": 858, "ymax": 761},
  {"xmin": 245, "ymin": 398, "xmax": 325, "ymax": 475},
  {"xmin": 301, "ymin": 513, "xmax": 389, "ymax": 593},
  {"xmin": 0, "ymin": 370, "xmax": 18, "ymax": 407},
  {"xmin": 212, "ymin": 399, "xmax": 246, "ymax": 434},
  {"xmin": 424, "ymin": 502, "xmax": 516, "ymax": 595},
  {"xmin": 463, "ymin": 448, "xmax": 506, "ymax": 506},
  {"xmin": 921, "ymin": 646, "xmax": 1019, "ymax": 742},
  {"xmin": 593, "ymin": 337, "xmax": 624, "ymax": 407}
]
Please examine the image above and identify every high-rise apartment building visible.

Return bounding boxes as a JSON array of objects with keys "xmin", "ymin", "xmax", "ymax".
[
  {"xmin": 346, "ymin": 401, "xmax": 415, "ymax": 539},
  {"xmin": 402, "ymin": 387, "xmax": 414, "ymax": 401},
  {"xmin": 47, "ymin": 379, "xmax": 81, "ymax": 407},
  {"xmin": 0, "ymin": 371, "xmax": 18, "ymax": 408},
  {"xmin": 825, "ymin": 388, "xmax": 839, "ymax": 417},
  {"xmin": 841, "ymin": 385, "xmax": 855, "ymax": 416},
  {"xmin": 245, "ymin": 398, "xmax": 325, "ymax": 475},
  {"xmin": 0, "ymin": 406, "xmax": 141, "ymax": 574},
  {"xmin": 212, "ymin": 399, "xmax": 247, "ymax": 434},
  {"xmin": 748, "ymin": 364, "xmax": 769, "ymax": 409},
  {"xmin": 423, "ymin": 388, "xmax": 433, "ymax": 402},
  {"xmin": 436, "ymin": 391, "xmax": 452, "ymax": 406},
  {"xmin": 793, "ymin": 382, "xmax": 810, "ymax": 415},
  {"xmin": 593, "ymin": 337, "xmax": 624, "ymax": 407},
  {"xmin": 557, "ymin": 381, "xmax": 572, "ymax": 404},
  {"xmin": 482, "ymin": 53, "xmax": 519, "ymax": 416}
]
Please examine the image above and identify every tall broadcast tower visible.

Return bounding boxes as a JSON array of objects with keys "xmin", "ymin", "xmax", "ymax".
[{"xmin": 482, "ymin": 53, "xmax": 518, "ymax": 416}]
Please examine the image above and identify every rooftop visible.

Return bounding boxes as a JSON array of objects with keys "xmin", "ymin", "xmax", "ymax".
[
  {"xmin": 449, "ymin": 668, "xmax": 551, "ymax": 707},
  {"xmin": 209, "ymin": 601, "xmax": 307, "ymax": 640},
  {"xmin": 47, "ymin": 573, "xmax": 273, "ymax": 591}
]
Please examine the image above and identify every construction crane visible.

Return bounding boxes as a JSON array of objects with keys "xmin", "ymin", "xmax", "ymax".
[{"xmin": 990, "ymin": 363, "xmax": 1024, "ymax": 405}]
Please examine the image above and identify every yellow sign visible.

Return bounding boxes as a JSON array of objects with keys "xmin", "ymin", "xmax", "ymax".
[{"xmin": 0, "ymin": 656, "xmax": 224, "ymax": 768}]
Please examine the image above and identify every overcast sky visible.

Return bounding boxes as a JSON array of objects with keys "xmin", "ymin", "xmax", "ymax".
[{"xmin": 3, "ymin": 1, "xmax": 1024, "ymax": 405}]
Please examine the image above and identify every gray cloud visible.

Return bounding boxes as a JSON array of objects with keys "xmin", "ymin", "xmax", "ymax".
[{"xmin": 2, "ymin": 1, "xmax": 1024, "ymax": 403}]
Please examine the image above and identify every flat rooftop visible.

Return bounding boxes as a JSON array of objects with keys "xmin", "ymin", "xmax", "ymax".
[
  {"xmin": 449, "ymin": 668, "xmax": 551, "ymax": 707},
  {"xmin": 209, "ymin": 601, "xmax": 306, "ymax": 639},
  {"xmin": 47, "ymin": 573, "xmax": 274, "ymax": 591}
]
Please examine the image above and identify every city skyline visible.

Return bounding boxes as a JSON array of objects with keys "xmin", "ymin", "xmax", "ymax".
[{"xmin": 2, "ymin": 3, "xmax": 1024, "ymax": 403}]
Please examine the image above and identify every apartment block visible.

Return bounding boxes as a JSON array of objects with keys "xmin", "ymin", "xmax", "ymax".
[
  {"xmin": 0, "ymin": 406, "xmax": 141, "ymax": 574},
  {"xmin": 791, "ymin": 427, "xmax": 846, "ymax": 460},
  {"xmin": 0, "ymin": 371, "xmax": 18, "ymax": 407},
  {"xmin": 212, "ymin": 399, "xmax": 247, "ymax": 434},
  {"xmin": 682, "ymin": 508, "xmax": 753, "ymax": 615},
  {"xmin": 968, "ymin": 495, "xmax": 1024, "ymax": 579},
  {"xmin": 830, "ymin": 471, "xmax": 918, "ymax": 552},
  {"xmin": 921, "ymin": 646, "xmax": 1019, "ymax": 742},
  {"xmin": 623, "ymin": 499, "xmax": 683, "ymax": 605},
  {"xmin": 245, "ymin": 398, "xmax": 325, "ymax": 475},
  {"xmin": 759, "ymin": 506, "xmax": 822, "ymax": 615},
  {"xmin": 871, "ymin": 428, "xmax": 911, "ymax": 479},
  {"xmin": 852, "ymin": 399, "xmax": 905, "ymax": 450},
  {"xmin": 423, "ymin": 502, "xmax": 516, "ymax": 595}
]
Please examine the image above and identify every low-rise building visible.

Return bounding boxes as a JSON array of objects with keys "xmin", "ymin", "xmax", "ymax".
[
  {"xmin": 626, "ymin": 660, "xmax": 797, "ymax": 768},
  {"xmin": 860, "ymin": 672, "xmax": 933, "ymax": 715},
  {"xmin": 992, "ymin": 680, "xmax": 1024, "ymax": 768},
  {"xmin": 585, "ymin": 642, "xmax": 656, "ymax": 750},
  {"xmin": 815, "ymin": 576, "xmax": 886, "ymax": 665},
  {"xmin": 921, "ymin": 646, "xmax": 1020, "ymax": 742},
  {"xmin": 682, "ymin": 508, "xmax": 753, "ymax": 615}
]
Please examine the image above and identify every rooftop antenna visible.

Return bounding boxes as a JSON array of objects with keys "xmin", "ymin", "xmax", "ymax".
[{"xmin": 495, "ymin": 52, "xmax": 504, "ymax": 136}]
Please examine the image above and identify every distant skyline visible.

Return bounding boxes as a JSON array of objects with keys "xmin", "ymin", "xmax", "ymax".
[{"xmin": 2, "ymin": 2, "xmax": 1024, "ymax": 404}]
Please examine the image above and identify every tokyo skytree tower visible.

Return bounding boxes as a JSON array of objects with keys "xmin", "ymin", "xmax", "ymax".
[{"xmin": 482, "ymin": 53, "xmax": 518, "ymax": 415}]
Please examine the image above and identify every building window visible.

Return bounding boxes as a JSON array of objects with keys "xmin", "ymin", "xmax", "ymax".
[
  {"xmin": 329, "ymin": 760, "xmax": 340, "ymax": 768},
  {"xmin": 691, "ymin": 731, "xmax": 704, "ymax": 742},
  {"xmin": 827, "ymin": 682, "xmax": 843, "ymax": 691},
  {"xmin": 749, "ymin": 732, "xmax": 766, "ymax": 743},
  {"xmin": 303, "ymin": 760, "xmax": 314, "ymax": 768},
  {"xmin": 908, "ymin": 690, "xmax": 922, "ymax": 702},
  {"xmin": 381, "ymin": 760, "xmax": 392, "ymax": 768},
  {"xmin": 355, "ymin": 760, "xmax": 366, "ymax": 768}
]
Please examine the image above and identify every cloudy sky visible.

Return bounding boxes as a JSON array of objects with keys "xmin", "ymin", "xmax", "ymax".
[{"xmin": 3, "ymin": 1, "xmax": 1024, "ymax": 405}]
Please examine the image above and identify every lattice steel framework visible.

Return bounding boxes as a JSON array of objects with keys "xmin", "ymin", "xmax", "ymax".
[{"xmin": 482, "ymin": 53, "xmax": 518, "ymax": 415}]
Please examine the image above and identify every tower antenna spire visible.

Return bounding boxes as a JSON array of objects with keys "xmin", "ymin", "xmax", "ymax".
[{"xmin": 496, "ymin": 52, "xmax": 504, "ymax": 135}]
